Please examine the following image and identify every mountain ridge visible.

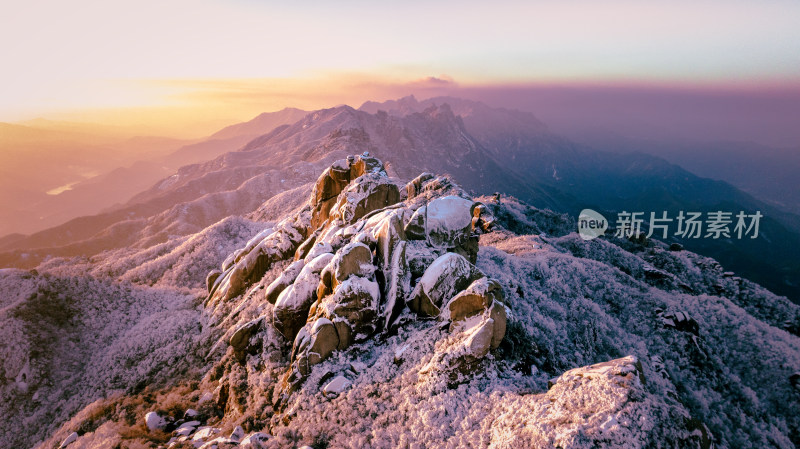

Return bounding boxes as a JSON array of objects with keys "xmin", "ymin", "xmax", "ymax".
[{"xmin": 5, "ymin": 96, "xmax": 800, "ymax": 302}]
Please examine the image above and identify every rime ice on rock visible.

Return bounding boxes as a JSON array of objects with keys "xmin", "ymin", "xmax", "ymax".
[{"xmin": 207, "ymin": 155, "xmax": 507, "ymax": 407}]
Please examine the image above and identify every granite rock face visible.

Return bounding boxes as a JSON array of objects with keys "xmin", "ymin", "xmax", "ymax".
[{"xmin": 207, "ymin": 155, "xmax": 505, "ymax": 404}]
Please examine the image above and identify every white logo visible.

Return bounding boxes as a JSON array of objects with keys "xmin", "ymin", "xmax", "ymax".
[{"xmin": 578, "ymin": 209, "xmax": 608, "ymax": 240}]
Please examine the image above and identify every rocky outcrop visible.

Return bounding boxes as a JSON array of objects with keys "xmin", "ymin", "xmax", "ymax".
[
  {"xmin": 656, "ymin": 309, "xmax": 700, "ymax": 335},
  {"xmin": 207, "ymin": 212, "xmax": 310, "ymax": 306},
  {"xmin": 309, "ymin": 152, "xmax": 394, "ymax": 228},
  {"xmin": 210, "ymin": 155, "xmax": 507, "ymax": 407},
  {"xmin": 272, "ymin": 157, "xmax": 505, "ymax": 403},
  {"xmin": 418, "ymin": 275, "xmax": 507, "ymax": 382}
]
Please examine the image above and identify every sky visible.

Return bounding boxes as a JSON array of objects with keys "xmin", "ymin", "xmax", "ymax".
[{"xmin": 1, "ymin": 0, "xmax": 799, "ymax": 140}]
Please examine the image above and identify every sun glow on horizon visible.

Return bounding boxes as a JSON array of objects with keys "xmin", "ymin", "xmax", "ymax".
[{"xmin": 1, "ymin": 0, "xmax": 799, "ymax": 128}]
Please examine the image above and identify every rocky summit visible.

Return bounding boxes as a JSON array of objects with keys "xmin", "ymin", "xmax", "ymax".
[
  {"xmin": 206, "ymin": 153, "xmax": 506, "ymax": 406},
  {"xmin": 2, "ymin": 154, "xmax": 800, "ymax": 449}
]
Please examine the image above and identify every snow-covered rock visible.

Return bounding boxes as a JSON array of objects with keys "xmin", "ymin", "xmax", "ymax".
[
  {"xmin": 175, "ymin": 419, "xmax": 202, "ymax": 437},
  {"xmin": 322, "ymin": 375, "xmax": 352, "ymax": 397},
  {"xmin": 425, "ymin": 195, "xmax": 474, "ymax": 248},
  {"xmin": 229, "ymin": 317, "xmax": 263, "ymax": 351},
  {"xmin": 206, "ymin": 269, "xmax": 222, "ymax": 292},
  {"xmin": 291, "ymin": 317, "xmax": 340, "ymax": 377},
  {"xmin": 145, "ymin": 411, "xmax": 168, "ymax": 431},
  {"xmin": 229, "ymin": 425, "xmax": 245, "ymax": 442},
  {"xmin": 192, "ymin": 426, "xmax": 221, "ymax": 447},
  {"xmin": 265, "ymin": 259, "xmax": 305, "ymax": 304},
  {"xmin": 408, "ymin": 252, "xmax": 483, "ymax": 316},
  {"xmin": 404, "ymin": 172, "xmax": 434, "ymax": 199},
  {"xmin": 198, "ymin": 392, "xmax": 214, "ymax": 405},
  {"xmin": 274, "ymin": 252, "xmax": 334, "ymax": 339},
  {"xmin": 240, "ymin": 432, "xmax": 270, "ymax": 448},
  {"xmin": 59, "ymin": 431, "xmax": 78, "ymax": 448},
  {"xmin": 209, "ymin": 214, "xmax": 308, "ymax": 305},
  {"xmin": 330, "ymin": 242, "xmax": 374, "ymax": 290},
  {"xmin": 443, "ymin": 277, "xmax": 499, "ymax": 322},
  {"xmin": 404, "ymin": 205, "xmax": 427, "ymax": 239},
  {"xmin": 331, "ymin": 172, "xmax": 401, "ymax": 225}
]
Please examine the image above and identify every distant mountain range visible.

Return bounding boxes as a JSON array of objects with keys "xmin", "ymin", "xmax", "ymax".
[
  {"xmin": 565, "ymin": 132, "xmax": 800, "ymax": 216},
  {"xmin": 0, "ymin": 108, "xmax": 307, "ymax": 237},
  {"xmin": 1, "ymin": 96, "xmax": 798, "ymax": 302}
]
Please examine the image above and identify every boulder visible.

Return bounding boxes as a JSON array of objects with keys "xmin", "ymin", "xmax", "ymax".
[
  {"xmin": 350, "ymin": 153, "xmax": 386, "ymax": 178},
  {"xmin": 323, "ymin": 276, "xmax": 381, "ymax": 340},
  {"xmin": 293, "ymin": 233, "xmax": 318, "ymax": 261},
  {"xmin": 274, "ymin": 253, "xmax": 334, "ymax": 340},
  {"xmin": 443, "ymin": 277, "xmax": 505, "ymax": 321},
  {"xmin": 212, "ymin": 220, "xmax": 305, "ymax": 304},
  {"xmin": 420, "ymin": 314, "xmax": 497, "ymax": 382},
  {"xmin": 310, "ymin": 162, "xmax": 352, "ymax": 228},
  {"xmin": 372, "ymin": 212, "xmax": 410, "ymax": 328},
  {"xmin": 331, "ymin": 242, "xmax": 374, "ymax": 290},
  {"xmin": 471, "ymin": 202, "xmax": 494, "ymax": 233},
  {"xmin": 265, "ymin": 260, "xmax": 305, "ymax": 304},
  {"xmin": 292, "ymin": 318, "xmax": 340, "ymax": 377},
  {"xmin": 548, "ymin": 355, "xmax": 646, "ymax": 389},
  {"xmin": 175, "ymin": 421, "xmax": 200, "ymax": 436},
  {"xmin": 488, "ymin": 300, "xmax": 507, "ymax": 350},
  {"xmin": 207, "ymin": 265, "xmax": 230, "ymax": 298},
  {"xmin": 240, "ymin": 432, "xmax": 270, "ymax": 448},
  {"xmin": 192, "ymin": 427, "xmax": 221, "ymax": 443},
  {"xmin": 145, "ymin": 411, "xmax": 168, "ymax": 431},
  {"xmin": 317, "ymin": 264, "xmax": 334, "ymax": 301},
  {"xmin": 322, "ymin": 375, "xmax": 352, "ymax": 398},
  {"xmin": 419, "ymin": 175, "xmax": 454, "ymax": 195},
  {"xmin": 462, "ymin": 316, "xmax": 495, "ymax": 359},
  {"xmin": 332, "ymin": 173, "xmax": 401, "ymax": 224},
  {"xmin": 305, "ymin": 241, "xmax": 334, "ymax": 262},
  {"xmin": 372, "ymin": 212, "xmax": 406, "ymax": 272},
  {"xmin": 332, "ymin": 317, "xmax": 353, "ymax": 350},
  {"xmin": 309, "ymin": 155, "xmax": 391, "ymax": 228},
  {"xmin": 229, "ymin": 317, "xmax": 264, "ymax": 351},
  {"xmin": 658, "ymin": 310, "xmax": 700, "ymax": 336},
  {"xmin": 382, "ymin": 240, "xmax": 409, "ymax": 329},
  {"xmin": 222, "ymin": 248, "xmax": 244, "ymax": 272},
  {"xmin": 425, "ymin": 195, "xmax": 474, "ymax": 248},
  {"xmin": 405, "ymin": 241, "xmax": 437, "ymax": 280},
  {"xmin": 444, "ymin": 280, "xmax": 492, "ymax": 323},
  {"xmin": 230, "ymin": 426, "xmax": 245, "ymax": 443},
  {"xmin": 408, "ymin": 253, "xmax": 483, "ymax": 317},
  {"xmin": 404, "ymin": 206, "xmax": 427, "ymax": 240}
]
